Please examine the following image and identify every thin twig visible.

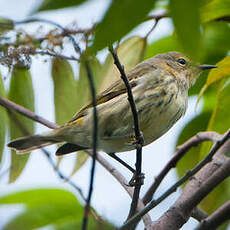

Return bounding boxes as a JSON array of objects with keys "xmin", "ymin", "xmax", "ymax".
[
  {"xmin": 150, "ymin": 154, "xmax": 230, "ymax": 229},
  {"xmin": 35, "ymin": 27, "xmax": 94, "ymax": 43},
  {"xmin": 0, "ymin": 96, "xmax": 58, "ymax": 129},
  {"xmin": 108, "ymin": 48, "xmax": 143, "ymax": 145},
  {"xmin": 195, "ymin": 201, "xmax": 230, "ymax": 230},
  {"xmin": 36, "ymin": 50, "xmax": 79, "ymax": 61},
  {"xmin": 145, "ymin": 13, "xmax": 169, "ymax": 22},
  {"xmin": 109, "ymin": 46, "xmax": 144, "ymax": 226},
  {"xmin": 15, "ymin": 17, "xmax": 81, "ymax": 54},
  {"xmin": 0, "ymin": 27, "xmax": 94, "ymax": 49},
  {"xmin": 85, "ymin": 150, "xmax": 152, "ymax": 227},
  {"xmin": 145, "ymin": 14, "xmax": 164, "ymax": 38},
  {"xmin": 119, "ymin": 129, "xmax": 230, "ymax": 229},
  {"xmin": 81, "ymin": 60, "xmax": 98, "ymax": 230},
  {"xmin": 41, "ymin": 148, "xmax": 86, "ymax": 201},
  {"xmin": 191, "ymin": 207, "xmax": 208, "ymax": 222},
  {"xmin": 143, "ymin": 131, "xmax": 221, "ymax": 205}
]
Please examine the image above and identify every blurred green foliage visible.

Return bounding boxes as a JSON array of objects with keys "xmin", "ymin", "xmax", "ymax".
[
  {"xmin": 52, "ymin": 58, "xmax": 78, "ymax": 125},
  {"xmin": 34, "ymin": 0, "xmax": 88, "ymax": 12},
  {"xmin": 0, "ymin": 17, "xmax": 14, "ymax": 34},
  {"xmin": 0, "ymin": 188, "xmax": 114, "ymax": 230},
  {"xmin": 170, "ymin": 0, "xmax": 201, "ymax": 60},
  {"xmin": 91, "ymin": 0, "xmax": 155, "ymax": 52},
  {"xmin": 8, "ymin": 68, "xmax": 35, "ymax": 183},
  {"xmin": 0, "ymin": 74, "xmax": 7, "ymax": 165}
]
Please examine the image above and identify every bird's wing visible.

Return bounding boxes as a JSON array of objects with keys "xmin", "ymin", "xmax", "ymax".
[
  {"xmin": 67, "ymin": 80, "xmax": 137, "ymax": 124},
  {"xmin": 67, "ymin": 61, "xmax": 156, "ymax": 125}
]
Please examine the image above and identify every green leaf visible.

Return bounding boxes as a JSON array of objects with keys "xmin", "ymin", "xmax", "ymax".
[
  {"xmin": 205, "ymin": 56, "xmax": 230, "ymax": 89},
  {"xmin": 0, "ymin": 17, "xmax": 14, "ymax": 33},
  {"xmin": 3, "ymin": 206, "xmax": 75, "ymax": 230},
  {"xmin": 197, "ymin": 80, "xmax": 230, "ymax": 214},
  {"xmin": 57, "ymin": 57, "xmax": 102, "ymax": 168},
  {"xmin": 206, "ymin": 79, "xmax": 230, "ymax": 134},
  {"xmin": 8, "ymin": 68, "xmax": 35, "ymax": 183},
  {"xmin": 175, "ymin": 112, "xmax": 211, "ymax": 179},
  {"xmin": 54, "ymin": 219, "xmax": 114, "ymax": 230},
  {"xmin": 0, "ymin": 75, "xmax": 7, "ymax": 164},
  {"xmin": 0, "ymin": 188, "xmax": 82, "ymax": 230},
  {"xmin": 34, "ymin": 0, "xmax": 88, "ymax": 12},
  {"xmin": 201, "ymin": 0, "xmax": 230, "ymax": 23},
  {"xmin": 198, "ymin": 56, "xmax": 230, "ymax": 100},
  {"xmin": 170, "ymin": 0, "xmax": 201, "ymax": 60},
  {"xmin": 69, "ymin": 151, "xmax": 89, "ymax": 178},
  {"xmin": 145, "ymin": 35, "xmax": 182, "ymax": 59},
  {"xmin": 199, "ymin": 180, "xmax": 230, "ymax": 215},
  {"xmin": 66, "ymin": 58, "xmax": 102, "ymax": 174},
  {"xmin": 198, "ymin": 80, "xmax": 226, "ymax": 162},
  {"xmin": 100, "ymin": 36, "xmax": 146, "ymax": 92},
  {"xmin": 189, "ymin": 22, "xmax": 230, "ymax": 96},
  {"xmin": 202, "ymin": 85, "xmax": 218, "ymax": 112},
  {"xmin": 200, "ymin": 22, "xmax": 230, "ymax": 64},
  {"xmin": 0, "ymin": 188, "xmax": 114, "ymax": 230},
  {"xmin": 52, "ymin": 58, "xmax": 78, "ymax": 125},
  {"xmin": 54, "ymin": 220, "xmax": 92, "ymax": 230},
  {"xmin": 0, "ymin": 188, "xmax": 78, "ymax": 207},
  {"xmin": 92, "ymin": 0, "xmax": 155, "ymax": 52},
  {"xmin": 76, "ymin": 57, "xmax": 102, "ymax": 109},
  {"xmin": 189, "ymin": 72, "xmax": 210, "ymax": 97}
]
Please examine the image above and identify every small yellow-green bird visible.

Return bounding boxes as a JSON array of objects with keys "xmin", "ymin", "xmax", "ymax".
[{"xmin": 8, "ymin": 52, "xmax": 216, "ymax": 160}]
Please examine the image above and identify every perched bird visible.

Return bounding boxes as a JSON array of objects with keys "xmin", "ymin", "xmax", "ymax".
[{"xmin": 8, "ymin": 52, "xmax": 216, "ymax": 160}]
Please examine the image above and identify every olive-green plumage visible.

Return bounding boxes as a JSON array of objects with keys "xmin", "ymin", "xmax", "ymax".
[{"xmin": 8, "ymin": 52, "xmax": 216, "ymax": 154}]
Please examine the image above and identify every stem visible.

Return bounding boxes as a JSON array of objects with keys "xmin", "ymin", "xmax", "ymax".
[
  {"xmin": 81, "ymin": 61, "xmax": 98, "ymax": 230},
  {"xmin": 109, "ymin": 46, "xmax": 144, "ymax": 229}
]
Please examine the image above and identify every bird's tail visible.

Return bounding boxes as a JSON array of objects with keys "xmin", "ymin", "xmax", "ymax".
[{"xmin": 7, "ymin": 130, "xmax": 62, "ymax": 154}]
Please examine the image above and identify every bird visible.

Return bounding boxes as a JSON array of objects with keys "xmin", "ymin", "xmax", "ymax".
[{"xmin": 8, "ymin": 52, "xmax": 216, "ymax": 170}]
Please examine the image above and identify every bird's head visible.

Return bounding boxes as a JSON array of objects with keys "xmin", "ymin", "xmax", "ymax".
[{"xmin": 153, "ymin": 52, "xmax": 217, "ymax": 87}]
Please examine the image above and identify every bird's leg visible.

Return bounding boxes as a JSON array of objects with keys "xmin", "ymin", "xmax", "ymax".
[
  {"xmin": 108, "ymin": 152, "xmax": 136, "ymax": 173},
  {"xmin": 108, "ymin": 153, "xmax": 145, "ymax": 187}
]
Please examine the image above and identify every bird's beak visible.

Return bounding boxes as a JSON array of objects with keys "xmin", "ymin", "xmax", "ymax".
[{"xmin": 199, "ymin": 64, "xmax": 217, "ymax": 71}]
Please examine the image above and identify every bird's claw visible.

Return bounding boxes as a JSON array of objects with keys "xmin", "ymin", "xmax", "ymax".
[
  {"xmin": 127, "ymin": 172, "xmax": 145, "ymax": 187},
  {"xmin": 131, "ymin": 132, "xmax": 144, "ymax": 146}
]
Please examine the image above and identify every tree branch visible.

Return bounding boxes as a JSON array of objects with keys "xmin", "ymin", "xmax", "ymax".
[
  {"xmin": 0, "ymin": 96, "xmax": 58, "ymax": 129},
  {"xmin": 109, "ymin": 46, "xmax": 144, "ymax": 227},
  {"xmin": 81, "ymin": 60, "xmax": 98, "ymax": 230},
  {"xmin": 85, "ymin": 150, "xmax": 152, "ymax": 227},
  {"xmin": 191, "ymin": 207, "xmax": 208, "ymax": 222},
  {"xmin": 149, "ymin": 140, "xmax": 230, "ymax": 230},
  {"xmin": 143, "ymin": 131, "xmax": 221, "ymax": 205},
  {"xmin": 119, "ymin": 129, "xmax": 230, "ymax": 229},
  {"xmin": 195, "ymin": 201, "xmax": 230, "ymax": 230},
  {"xmin": 145, "ymin": 13, "xmax": 168, "ymax": 38}
]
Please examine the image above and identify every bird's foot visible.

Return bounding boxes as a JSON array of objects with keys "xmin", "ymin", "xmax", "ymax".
[
  {"xmin": 127, "ymin": 172, "xmax": 145, "ymax": 187},
  {"xmin": 130, "ymin": 132, "xmax": 144, "ymax": 147}
]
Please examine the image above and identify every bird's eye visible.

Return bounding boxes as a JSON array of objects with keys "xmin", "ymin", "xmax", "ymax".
[{"xmin": 177, "ymin": 58, "xmax": 186, "ymax": 65}]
